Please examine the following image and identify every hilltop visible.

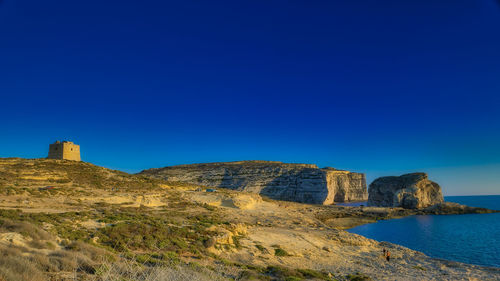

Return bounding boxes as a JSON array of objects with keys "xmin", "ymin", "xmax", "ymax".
[
  {"xmin": 0, "ymin": 158, "xmax": 498, "ymax": 281},
  {"xmin": 0, "ymin": 157, "xmax": 168, "ymax": 191}
]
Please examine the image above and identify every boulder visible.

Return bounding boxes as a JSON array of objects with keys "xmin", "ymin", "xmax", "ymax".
[{"xmin": 367, "ymin": 173, "xmax": 443, "ymax": 209}]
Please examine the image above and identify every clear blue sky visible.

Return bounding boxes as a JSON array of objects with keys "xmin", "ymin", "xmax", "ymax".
[{"xmin": 1, "ymin": 0, "xmax": 499, "ymax": 195}]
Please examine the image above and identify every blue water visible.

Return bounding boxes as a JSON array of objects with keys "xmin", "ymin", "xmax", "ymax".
[{"xmin": 347, "ymin": 195, "xmax": 500, "ymax": 268}]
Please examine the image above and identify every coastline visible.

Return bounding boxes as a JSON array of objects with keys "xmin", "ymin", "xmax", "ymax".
[
  {"xmin": 340, "ymin": 203, "xmax": 500, "ymax": 270},
  {"xmin": 318, "ymin": 201, "xmax": 499, "ymax": 230},
  {"xmin": 214, "ymin": 196, "xmax": 500, "ymax": 281},
  {"xmin": 0, "ymin": 157, "xmax": 498, "ymax": 280},
  {"xmin": 1, "ymin": 185, "xmax": 499, "ymax": 280}
]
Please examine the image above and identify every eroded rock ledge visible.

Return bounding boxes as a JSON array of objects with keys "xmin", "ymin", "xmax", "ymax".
[{"xmin": 139, "ymin": 161, "xmax": 368, "ymax": 204}]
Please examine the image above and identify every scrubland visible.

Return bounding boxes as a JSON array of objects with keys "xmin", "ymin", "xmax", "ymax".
[{"xmin": 0, "ymin": 158, "xmax": 498, "ymax": 281}]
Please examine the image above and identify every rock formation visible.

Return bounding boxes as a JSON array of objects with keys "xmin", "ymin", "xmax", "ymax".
[
  {"xmin": 139, "ymin": 161, "xmax": 368, "ymax": 205},
  {"xmin": 367, "ymin": 173, "xmax": 444, "ymax": 209}
]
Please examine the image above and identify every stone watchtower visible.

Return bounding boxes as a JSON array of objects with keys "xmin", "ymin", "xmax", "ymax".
[{"xmin": 47, "ymin": 141, "xmax": 81, "ymax": 161}]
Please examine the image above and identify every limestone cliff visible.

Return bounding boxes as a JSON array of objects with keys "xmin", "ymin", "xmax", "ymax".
[
  {"xmin": 139, "ymin": 161, "xmax": 367, "ymax": 205},
  {"xmin": 367, "ymin": 172, "xmax": 444, "ymax": 209}
]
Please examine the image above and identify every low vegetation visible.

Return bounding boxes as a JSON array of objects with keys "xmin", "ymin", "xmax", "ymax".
[{"xmin": 0, "ymin": 158, "xmax": 379, "ymax": 281}]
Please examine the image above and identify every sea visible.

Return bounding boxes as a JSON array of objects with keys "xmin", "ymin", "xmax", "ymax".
[{"xmin": 346, "ymin": 195, "xmax": 500, "ymax": 268}]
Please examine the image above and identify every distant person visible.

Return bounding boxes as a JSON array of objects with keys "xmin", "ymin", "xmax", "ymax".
[{"xmin": 386, "ymin": 251, "xmax": 391, "ymax": 262}]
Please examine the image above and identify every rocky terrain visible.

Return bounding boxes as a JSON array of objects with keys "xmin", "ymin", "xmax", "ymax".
[
  {"xmin": 139, "ymin": 161, "xmax": 368, "ymax": 205},
  {"xmin": 0, "ymin": 158, "xmax": 499, "ymax": 281},
  {"xmin": 368, "ymin": 173, "xmax": 444, "ymax": 208}
]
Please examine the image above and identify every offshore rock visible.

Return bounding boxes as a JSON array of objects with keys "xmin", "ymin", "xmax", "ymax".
[
  {"xmin": 367, "ymin": 173, "xmax": 444, "ymax": 209},
  {"xmin": 139, "ymin": 161, "xmax": 367, "ymax": 205}
]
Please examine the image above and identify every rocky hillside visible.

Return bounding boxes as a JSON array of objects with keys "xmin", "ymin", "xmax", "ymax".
[
  {"xmin": 0, "ymin": 158, "xmax": 498, "ymax": 281},
  {"xmin": 139, "ymin": 161, "xmax": 368, "ymax": 204},
  {"xmin": 0, "ymin": 158, "xmax": 167, "ymax": 191}
]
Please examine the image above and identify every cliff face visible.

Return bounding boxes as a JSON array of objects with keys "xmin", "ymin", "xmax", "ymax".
[
  {"xmin": 325, "ymin": 170, "xmax": 368, "ymax": 203},
  {"xmin": 139, "ymin": 161, "xmax": 367, "ymax": 205},
  {"xmin": 367, "ymin": 173, "xmax": 444, "ymax": 209}
]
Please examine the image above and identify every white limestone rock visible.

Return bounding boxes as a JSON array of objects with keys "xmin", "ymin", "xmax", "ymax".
[
  {"xmin": 139, "ymin": 161, "xmax": 367, "ymax": 205},
  {"xmin": 367, "ymin": 173, "xmax": 444, "ymax": 209}
]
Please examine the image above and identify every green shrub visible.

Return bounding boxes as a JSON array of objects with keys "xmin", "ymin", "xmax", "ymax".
[
  {"xmin": 233, "ymin": 235, "xmax": 243, "ymax": 249},
  {"xmin": 45, "ymin": 241, "xmax": 57, "ymax": 250},
  {"xmin": 238, "ymin": 270, "xmax": 261, "ymax": 280},
  {"xmin": 135, "ymin": 254, "xmax": 151, "ymax": 264},
  {"xmin": 171, "ymin": 238, "xmax": 188, "ymax": 249},
  {"xmin": 162, "ymin": 251, "xmax": 180, "ymax": 265},
  {"xmin": 255, "ymin": 244, "xmax": 266, "ymax": 252},
  {"xmin": 413, "ymin": 265, "xmax": 427, "ymax": 271},
  {"xmin": 263, "ymin": 265, "xmax": 331, "ymax": 281},
  {"xmin": 297, "ymin": 268, "xmax": 325, "ymax": 279},
  {"xmin": 265, "ymin": 266, "xmax": 296, "ymax": 280},
  {"xmin": 274, "ymin": 248, "xmax": 289, "ymax": 257},
  {"xmin": 347, "ymin": 272, "xmax": 371, "ymax": 281}
]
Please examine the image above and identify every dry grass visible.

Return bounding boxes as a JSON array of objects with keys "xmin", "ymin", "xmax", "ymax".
[
  {"xmin": 0, "ymin": 245, "xmax": 48, "ymax": 281},
  {"xmin": 0, "ymin": 219, "xmax": 102, "ymax": 281},
  {"xmin": 0, "ymin": 158, "xmax": 365, "ymax": 281},
  {"xmin": 0, "ymin": 216, "xmax": 245, "ymax": 281},
  {"xmin": 86, "ymin": 257, "xmax": 238, "ymax": 281},
  {"xmin": 0, "ymin": 219, "xmax": 52, "ymax": 241},
  {"xmin": 0, "ymin": 158, "xmax": 169, "ymax": 192},
  {"xmin": 0, "ymin": 242, "xmax": 105, "ymax": 281},
  {"xmin": 0, "ymin": 243, "xmax": 241, "ymax": 281}
]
